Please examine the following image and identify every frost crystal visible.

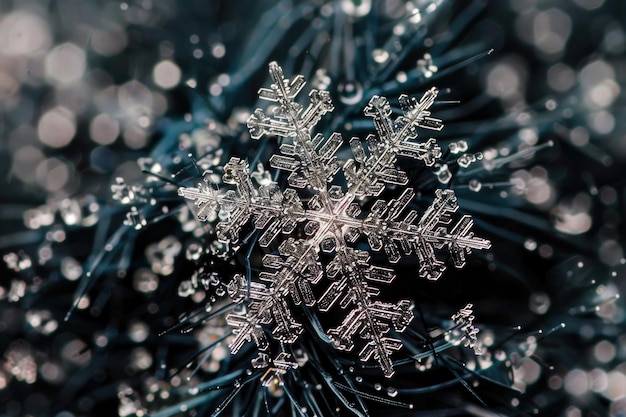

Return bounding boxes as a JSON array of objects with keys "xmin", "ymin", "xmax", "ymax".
[
  {"xmin": 179, "ymin": 62, "xmax": 490, "ymax": 378},
  {"xmin": 451, "ymin": 303, "xmax": 482, "ymax": 355}
]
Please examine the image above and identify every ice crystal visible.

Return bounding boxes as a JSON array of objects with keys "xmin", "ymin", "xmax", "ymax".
[
  {"xmin": 179, "ymin": 62, "xmax": 490, "ymax": 378},
  {"xmin": 451, "ymin": 303, "xmax": 482, "ymax": 355}
]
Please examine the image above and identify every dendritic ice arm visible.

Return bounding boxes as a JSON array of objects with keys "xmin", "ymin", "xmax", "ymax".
[
  {"xmin": 179, "ymin": 158, "xmax": 319, "ymax": 355},
  {"xmin": 318, "ymin": 248, "xmax": 413, "ymax": 378},
  {"xmin": 178, "ymin": 157, "xmax": 306, "ymax": 247},
  {"xmin": 415, "ymin": 189, "xmax": 491, "ymax": 280},
  {"xmin": 252, "ymin": 352, "xmax": 299, "ymax": 388},
  {"xmin": 450, "ymin": 304, "xmax": 482, "ymax": 355},
  {"xmin": 359, "ymin": 188, "xmax": 491, "ymax": 281},
  {"xmin": 226, "ymin": 274, "xmax": 302, "ymax": 354},
  {"xmin": 224, "ymin": 237, "xmax": 325, "ymax": 355},
  {"xmin": 247, "ymin": 61, "xmax": 340, "ymax": 191},
  {"xmin": 343, "ymin": 89, "xmax": 444, "ymax": 197}
]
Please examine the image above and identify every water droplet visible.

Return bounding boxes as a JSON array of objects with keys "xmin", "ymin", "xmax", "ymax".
[
  {"xmin": 8, "ymin": 280, "xmax": 26, "ymax": 302},
  {"xmin": 524, "ymin": 238, "xmax": 537, "ymax": 251},
  {"xmin": 3, "ymin": 252, "xmax": 32, "ymax": 272},
  {"xmin": 211, "ymin": 43, "xmax": 225, "ymax": 59},
  {"xmin": 338, "ymin": 81, "xmax": 363, "ymax": 105},
  {"xmin": 128, "ymin": 321, "xmax": 149, "ymax": 343},
  {"xmin": 435, "ymin": 164, "xmax": 451, "ymax": 184},
  {"xmin": 469, "ymin": 180, "xmax": 482, "ymax": 192},
  {"xmin": 146, "ymin": 236, "xmax": 182, "ymax": 276},
  {"xmin": 178, "ymin": 280, "xmax": 194, "ymax": 297},
  {"xmin": 372, "ymin": 49, "xmax": 389, "ymax": 64},
  {"xmin": 133, "ymin": 268, "xmax": 159, "ymax": 293},
  {"xmin": 185, "ymin": 242, "xmax": 203, "ymax": 261},
  {"xmin": 529, "ymin": 292, "xmax": 550, "ymax": 315},
  {"xmin": 449, "ymin": 140, "xmax": 468, "ymax": 154}
]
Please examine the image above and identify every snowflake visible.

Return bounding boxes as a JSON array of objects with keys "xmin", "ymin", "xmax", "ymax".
[
  {"xmin": 450, "ymin": 303, "xmax": 483, "ymax": 355},
  {"xmin": 179, "ymin": 62, "xmax": 490, "ymax": 378}
]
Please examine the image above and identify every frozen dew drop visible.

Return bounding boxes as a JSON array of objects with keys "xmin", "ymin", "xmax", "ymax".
[
  {"xmin": 3, "ymin": 252, "xmax": 32, "ymax": 272},
  {"xmin": 211, "ymin": 43, "xmax": 226, "ymax": 58},
  {"xmin": 338, "ymin": 81, "xmax": 363, "ymax": 105},
  {"xmin": 0, "ymin": 11, "xmax": 52, "ymax": 56},
  {"xmin": 90, "ymin": 114, "xmax": 120, "ymax": 145},
  {"xmin": 524, "ymin": 238, "xmax": 537, "ymax": 251},
  {"xmin": 185, "ymin": 242, "xmax": 203, "ymax": 261},
  {"xmin": 469, "ymin": 180, "xmax": 482, "ymax": 192},
  {"xmin": 564, "ymin": 369, "xmax": 589, "ymax": 396},
  {"xmin": 130, "ymin": 347, "xmax": 152, "ymax": 370},
  {"xmin": 128, "ymin": 321, "xmax": 149, "ymax": 343},
  {"xmin": 178, "ymin": 280, "xmax": 195, "ymax": 297},
  {"xmin": 8, "ymin": 280, "xmax": 26, "ymax": 302},
  {"xmin": 449, "ymin": 140, "xmax": 468, "ymax": 154},
  {"xmin": 529, "ymin": 292, "xmax": 551, "ymax": 315},
  {"xmin": 137, "ymin": 157, "xmax": 162, "ymax": 175},
  {"xmin": 61, "ymin": 257, "xmax": 82, "ymax": 280},
  {"xmin": 133, "ymin": 268, "xmax": 159, "ymax": 293},
  {"xmin": 593, "ymin": 340, "xmax": 616, "ymax": 363},
  {"xmin": 153, "ymin": 60, "xmax": 181, "ymax": 90},
  {"xmin": 395, "ymin": 71, "xmax": 407, "ymax": 83},
  {"xmin": 38, "ymin": 107, "xmax": 76, "ymax": 148},
  {"xmin": 45, "ymin": 43, "xmax": 86, "ymax": 85},
  {"xmin": 341, "ymin": 0, "xmax": 371, "ymax": 17},
  {"xmin": 146, "ymin": 236, "xmax": 182, "ymax": 276},
  {"xmin": 372, "ymin": 48, "xmax": 389, "ymax": 64},
  {"xmin": 435, "ymin": 164, "xmax": 451, "ymax": 184}
]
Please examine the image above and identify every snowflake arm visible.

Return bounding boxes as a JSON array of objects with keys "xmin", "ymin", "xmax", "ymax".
[
  {"xmin": 318, "ymin": 248, "xmax": 413, "ymax": 378},
  {"xmin": 343, "ymin": 88, "xmax": 444, "ymax": 196},
  {"xmin": 226, "ymin": 274, "xmax": 303, "ymax": 354},
  {"xmin": 355, "ymin": 188, "xmax": 491, "ymax": 280},
  {"xmin": 247, "ymin": 61, "xmax": 337, "ymax": 191},
  {"xmin": 450, "ymin": 303, "xmax": 483, "ymax": 355},
  {"xmin": 178, "ymin": 158, "xmax": 306, "ymax": 247}
]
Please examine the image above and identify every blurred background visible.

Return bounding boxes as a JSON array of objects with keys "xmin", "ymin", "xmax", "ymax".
[{"xmin": 0, "ymin": 0, "xmax": 625, "ymax": 416}]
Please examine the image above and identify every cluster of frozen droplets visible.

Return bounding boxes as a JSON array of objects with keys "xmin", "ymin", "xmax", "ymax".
[{"xmin": 179, "ymin": 62, "xmax": 490, "ymax": 379}]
